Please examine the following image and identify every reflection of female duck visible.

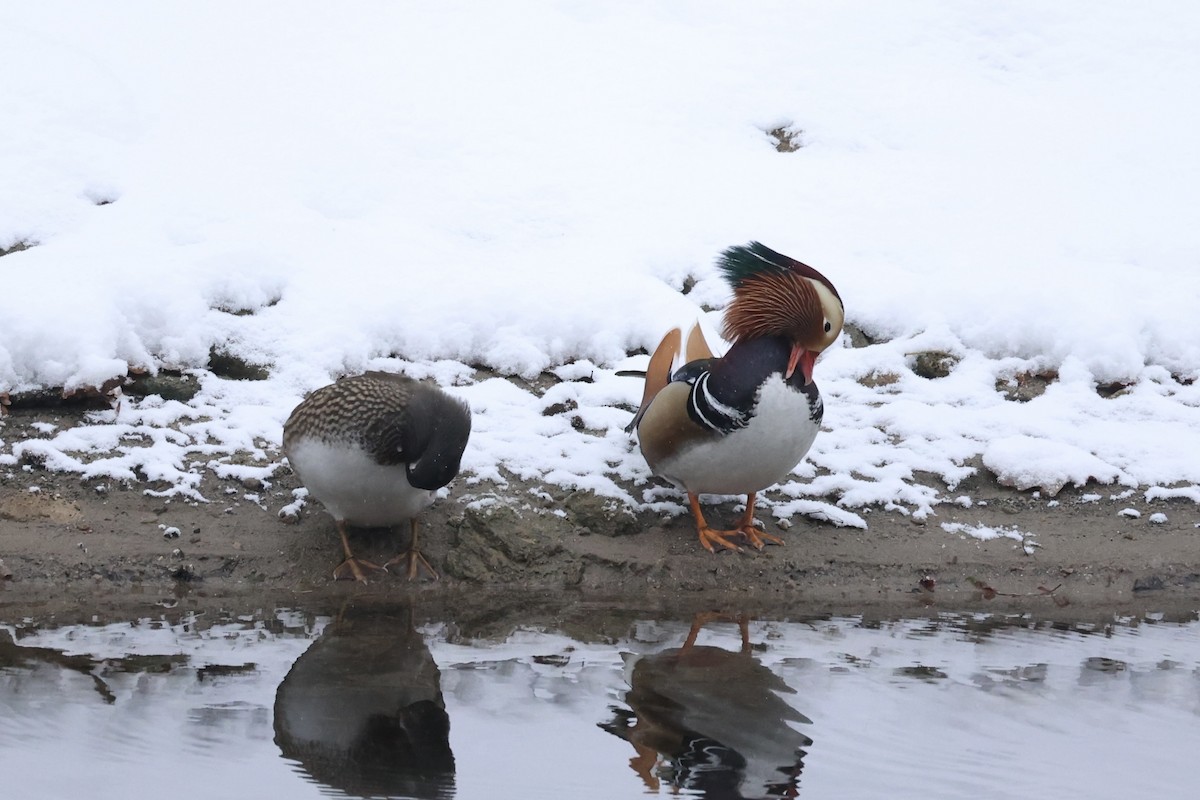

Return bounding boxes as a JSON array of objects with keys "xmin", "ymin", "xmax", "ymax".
[
  {"xmin": 274, "ymin": 604, "xmax": 454, "ymax": 799},
  {"xmin": 600, "ymin": 614, "xmax": 812, "ymax": 798}
]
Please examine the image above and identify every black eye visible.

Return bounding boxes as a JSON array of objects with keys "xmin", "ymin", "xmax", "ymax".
[{"xmin": 823, "ymin": 321, "xmax": 832, "ymax": 333}]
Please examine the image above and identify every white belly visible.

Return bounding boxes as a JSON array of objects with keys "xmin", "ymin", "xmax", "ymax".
[
  {"xmin": 287, "ymin": 439, "xmax": 434, "ymax": 527},
  {"xmin": 658, "ymin": 375, "xmax": 820, "ymax": 495}
]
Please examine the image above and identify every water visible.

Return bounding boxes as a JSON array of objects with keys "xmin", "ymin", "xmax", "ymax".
[{"xmin": 2, "ymin": 603, "xmax": 1198, "ymax": 799}]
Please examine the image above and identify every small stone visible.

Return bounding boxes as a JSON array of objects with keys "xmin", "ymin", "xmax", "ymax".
[
  {"xmin": 563, "ymin": 491, "xmax": 639, "ymax": 537},
  {"xmin": 841, "ymin": 322, "xmax": 877, "ymax": 348},
  {"xmin": 541, "ymin": 399, "xmax": 578, "ymax": 417},
  {"xmin": 1133, "ymin": 575, "xmax": 1165, "ymax": 593},
  {"xmin": 207, "ymin": 348, "xmax": 270, "ymax": 381},
  {"xmin": 996, "ymin": 371, "xmax": 1054, "ymax": 403},
  {"xmin": 858, "ymin": 371, "xmax": 900, "ymax": 388},
  {"xmin": 909, "ymin": 351, "xmax": 958, "ymax": 379},
  {"xmin": 124, "ymin": 372, "xmax": 200, "ymax": 403}
]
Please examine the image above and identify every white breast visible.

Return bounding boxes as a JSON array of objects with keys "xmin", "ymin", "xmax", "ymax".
[
  {"xmin": 657, "ymin": 375, "xmax": 821, "ymax": 496},
  {"xmin": 287, "ymin": 438, "xmax": 435, "ymax": 527}
]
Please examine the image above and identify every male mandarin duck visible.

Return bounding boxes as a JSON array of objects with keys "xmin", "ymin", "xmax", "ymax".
[
  {"xmin": 282, "ymin": 372, "xmax": 471, "ymax": 582},
  {"xmin": 599, "ymin": 613, "xmax": 812, "ymax": 796},
  {"xmin": 628, "ymin": 242, "xmax": 843, "ymax": 553}
]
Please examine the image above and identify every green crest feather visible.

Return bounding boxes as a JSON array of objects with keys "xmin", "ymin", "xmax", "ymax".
[
  {"xmin": 717, "ymin": 242, "xmax": 793, "ymax": 288},
  {"xmin": 717, "ymin": 241, "xmax": 841, "ymax": 303}
]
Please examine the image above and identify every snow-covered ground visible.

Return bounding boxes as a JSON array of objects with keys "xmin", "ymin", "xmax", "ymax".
[{"xmin": 2, "ymin": 2, "xmax": 1199, "ymax": 526}]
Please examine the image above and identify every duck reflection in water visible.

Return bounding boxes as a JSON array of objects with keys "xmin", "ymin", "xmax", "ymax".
[
  {"xmin": 600, "ymin": 613, "xmax": 812, "ymax": 798},
  {"xmin": 274, "ymin": 603, "xmax": 454, "ymax": 799}
]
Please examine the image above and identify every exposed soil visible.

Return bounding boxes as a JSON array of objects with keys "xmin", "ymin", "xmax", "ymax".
[{"xmin": 2, "ymin": 406, "xmax": 1199, "ymax": 628}]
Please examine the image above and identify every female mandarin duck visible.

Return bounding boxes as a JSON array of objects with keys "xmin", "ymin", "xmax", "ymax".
[
  {"xmin": 628, "ymin": 242, "xmax": 843, "ymax": 553},
  {"xmin": 283, "ymin": 372, "xmax": 471, "ymax": 582}
]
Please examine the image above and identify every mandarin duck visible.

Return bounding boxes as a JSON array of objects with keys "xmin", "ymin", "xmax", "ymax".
[
  {"xmin": 599, "ymin": 612, "xmax": 812, "ymax": 796},
  {"xmin": 282, "ymin": 372, "xmax": 471, "ymax": 582},
  {"xmin": 274, "ymin": 603, "xmax": 455, "ymax": 797},
  {"xmin": 628, "ymin": 242, "xmax": 843, "ymax": 553}
]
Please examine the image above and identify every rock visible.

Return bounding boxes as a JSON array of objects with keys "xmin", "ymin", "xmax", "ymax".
[
  {"xmin": 909, "ymin": 351, "xmax": 958, "ymax": 379},
  {"xmin": 996, "ymin": 371, "xmax": 1054, "ymax": 403},
  {"xmin": 858, "ymin": 371, "xmax": 900, "ymax": 388},
  {"xmin": 1132, "ymin": 575, "xmax": 1165, "ymax": 592},
  {"xmin": 842, "ymin": 322, "xmax": 878, "ymax": 349},
  {"xmin": 0, "ymin": 240, "xmax": 34, "ymax": 257},
  {"xmin": 542, "ymin": 399, "xmax": 578, "ymax": 417},
  {"xmin": 764, "ymin": 125, "xmax": 803, "ymax": 152},
  {"xmin": 1096, "ymin": 381, "xmax": 1132, "ymax": 399},
  {"xmin": 563, "ymin": 491, "xmax": 639, "ymax": 537},
  {"xmin": 443, "ymin": 504, "xmax": 565, "ymax": 582},
  {"xmin": 207, "ymin": 348, "xmax": 270, "ymax": 381},
  {"xmin": 125, "ymin": 372, "xmax": 200, "ymax": 403}
]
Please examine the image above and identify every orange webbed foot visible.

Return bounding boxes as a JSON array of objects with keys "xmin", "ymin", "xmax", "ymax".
[
  {"xmin": 730, "ymin": 493, "xmax": 784, "ymax": 550},
  {"xmin": 697, "ymin": 525, "xmax": 744, "ymax": 554},
  {"xmin": 332, "ymin": 557, "xmax": 387, "ymax": 584},
  {"xmin": 384, "ymin": 549, "xmax": 440, "ymax": 581},
  {"xmin": 383, "ymin": 519, "xmax": 439, "ymax": 581},
  {"xmin": 736, "ymin": 523, "xmax": 784, "ymax": 550},
  {"xmin": 687, "ymin": 493, "xmax": 743, "ymax": 552},
  {"xmin": 333, "ymin": 520, "xmax": 386, "ymax": 583}
]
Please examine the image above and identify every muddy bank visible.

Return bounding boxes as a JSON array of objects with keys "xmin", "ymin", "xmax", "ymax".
[{"xmin": 3, "ymin": 420, "xmax": 1199, "ymax": 628}]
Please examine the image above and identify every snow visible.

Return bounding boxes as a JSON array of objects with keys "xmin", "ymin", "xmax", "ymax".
[
  {"xmin": 2, "ymin": 3, "xmax": 1200, "ymax": 528},
  {"xmin": 941, "ymin": 521, "xmax": 1039, "ymax": 555}
]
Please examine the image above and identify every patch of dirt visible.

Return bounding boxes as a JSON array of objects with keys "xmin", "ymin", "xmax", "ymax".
[{"xmin": 2, "ymin": 408, "xmax": 1199, "ymax": 626}]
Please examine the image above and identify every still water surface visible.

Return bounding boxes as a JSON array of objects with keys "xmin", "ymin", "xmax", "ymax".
[{"xmin": 2, "ymin": 604, "xmax": 1198, "ymax": 799}]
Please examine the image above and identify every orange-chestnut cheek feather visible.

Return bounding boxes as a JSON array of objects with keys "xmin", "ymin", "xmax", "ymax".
[{"xmin": 785, "ymin": 346, "xmax": 819, "ymax": 384}]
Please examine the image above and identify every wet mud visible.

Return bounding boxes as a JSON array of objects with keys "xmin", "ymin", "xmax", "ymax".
[{"xmin": 2, "ymin": 406, "xmax": 1199, "ymax": 626}]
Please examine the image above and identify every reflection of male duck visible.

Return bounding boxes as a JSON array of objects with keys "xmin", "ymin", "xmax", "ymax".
[
  {"xmin": 600, "ymin": 613, "xmax": 812, "ymax": 798},
  {"xmin": 274, "ymin": 604, "xmax": 454, "ymax": 799}
]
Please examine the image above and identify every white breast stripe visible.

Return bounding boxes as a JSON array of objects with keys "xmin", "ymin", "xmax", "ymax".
[
  {"xmin": 689, "ymin": 375, "xmax": 724, "ymax": 433},
  {"xmin": 689, "ymin": 372, "xmax": 749, "ymax": 433},
  {"xmin": 698, "ymin": 373, "xmax": 747, "ymax": 426}
]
